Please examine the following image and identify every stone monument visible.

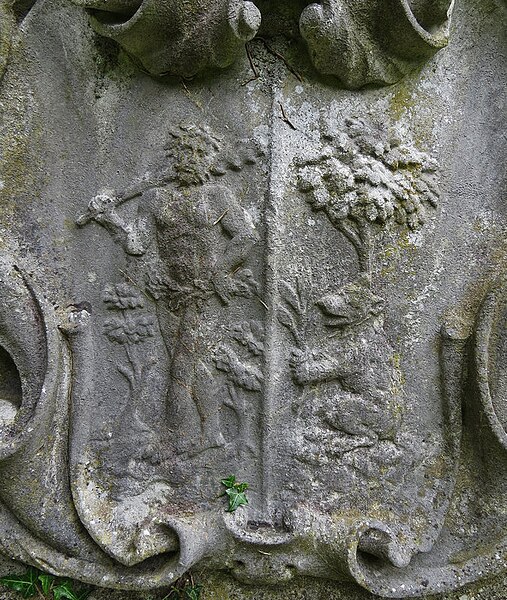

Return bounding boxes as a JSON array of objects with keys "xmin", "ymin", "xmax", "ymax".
[{"xmin": 0, "ymin": 0, "xmax": 505, "ymax": 598}]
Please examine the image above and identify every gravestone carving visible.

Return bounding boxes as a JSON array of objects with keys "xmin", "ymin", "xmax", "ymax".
[{"xmin": 0, "ymin": 0, "xmax": 505, "ymax": 598}]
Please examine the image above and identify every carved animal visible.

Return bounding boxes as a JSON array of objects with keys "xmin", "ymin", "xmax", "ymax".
[{"xmin": 292, "ymin": 277, "xmax": 403, "ymax": 441}]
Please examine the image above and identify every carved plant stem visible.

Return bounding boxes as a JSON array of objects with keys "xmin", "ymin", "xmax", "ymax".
[
  {"xmin": 336, "ymin": 220, "xmax": 372, "ymax": 275},
  {"xmin": 358, "ymin": 224, "xmax": 373, "ymax": 275}
]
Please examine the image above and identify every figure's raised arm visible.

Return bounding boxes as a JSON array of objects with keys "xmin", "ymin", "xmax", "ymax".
[
  {"xmin": 203, "ymin": 184, "xmax": 259, "ymax": 304},
  {"xmin": 76, "ymin": 191, "xmax": 155, "ymax": 256}
]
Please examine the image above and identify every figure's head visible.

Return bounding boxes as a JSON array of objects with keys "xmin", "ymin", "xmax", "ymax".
[
  {"xmin": 165, "ymin": 124, "xmax": 221, "ymax": 187},
  {"xmin": 164, "ymin": 124, "xmax": 265, "ymax": 187},
  {"xmin": 316, "ymin": 274, "xmax": 384, "ymax": 328}
]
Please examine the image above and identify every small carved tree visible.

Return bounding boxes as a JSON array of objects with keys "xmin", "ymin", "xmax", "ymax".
[{"xmin": 102, "ymin": 283, "xmax": 155, "ymax": 386}]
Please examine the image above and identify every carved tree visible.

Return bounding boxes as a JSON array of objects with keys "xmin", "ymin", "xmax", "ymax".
[{"xmin": 296, "ymin": 118, "xmax": 439, "ymax": 272}]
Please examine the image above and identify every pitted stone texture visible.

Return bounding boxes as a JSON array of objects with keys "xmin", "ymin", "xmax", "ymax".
[{"xmin": 0, "ymin": 0, "xmax": 505, "ymax": 598}]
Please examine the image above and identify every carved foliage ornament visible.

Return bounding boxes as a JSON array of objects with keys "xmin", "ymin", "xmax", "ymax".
[
  {"xmin": 49, "ymin": 0, "xmax": 454, "ymax": 85},
  {"xmin": 300, "ymin": 0, "xmax": 454, "ymax": 87}
]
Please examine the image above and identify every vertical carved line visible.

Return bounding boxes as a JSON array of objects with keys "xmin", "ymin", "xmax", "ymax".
[{"xmin": 259, "ymin": 84, "xmax": 279, "ymax": 518}]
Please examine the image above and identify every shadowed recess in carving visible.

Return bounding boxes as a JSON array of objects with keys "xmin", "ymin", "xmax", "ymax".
[
  {"xmin": 0, "ymin": 260, "xmax": 50, "ymax": 456},
  {"xmin": 0, "ymin": 346, "xmax": 22, "ymax": 426},
  {"xmin": 83, "ymin": 0, "xmax": 143, "ymax": 19}
]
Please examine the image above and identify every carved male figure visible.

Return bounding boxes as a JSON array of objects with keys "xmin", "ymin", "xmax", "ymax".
[{"xmin": 78, "ymin": 124, "xmax": 259, "ymax": 452}]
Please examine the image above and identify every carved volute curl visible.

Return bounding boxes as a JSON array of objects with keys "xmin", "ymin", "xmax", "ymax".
[
  {"xmin": 68, "ymin": 0, "xmax": 261, "ymax": 77},
  {"xmin": 300, "ymin": 0, "xmax": 454, "ymax": 88},
  {"xmin": 475, "ymin": 282, "xmax": 507, "ymax": 451},
  {"xmin": 62, "ymin": 0, "xmax": 455, "ymax": 84}
]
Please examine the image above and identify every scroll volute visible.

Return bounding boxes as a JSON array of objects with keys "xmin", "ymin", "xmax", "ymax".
[
  {"xmin": 69, "ymin": 0, "xmax": 261, "ymax": 77},
  {"xmin": 0, "ymin": 258, "xmax": 56, "ymax": 459},
  {"xmin": 300, "ymin": 0, "xmax": 453, "ymax": 88}
]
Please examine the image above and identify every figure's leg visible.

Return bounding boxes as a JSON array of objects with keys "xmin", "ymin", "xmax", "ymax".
[
  {"xmin": 193, "ymin": 359, "xmax": 225, "ymax": 449},
  {"xmin": 169, "ymin": 311, "xmax": 224, "ymax": 452}
]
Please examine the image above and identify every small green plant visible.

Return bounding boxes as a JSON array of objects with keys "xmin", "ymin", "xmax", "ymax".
[
  {"xmin": 0, "ymin": 567, "xmax": 92, "ymax": 600},
  {"xmin": 220, "ymin": 475, "xmax": 249, "ymax": 512},
  {"xmin": 160, "ymin": 573, "xmax": 202, "ymax": 600}
]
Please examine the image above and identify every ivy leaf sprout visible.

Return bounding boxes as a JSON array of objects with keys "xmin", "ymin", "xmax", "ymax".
[
  {"xmin": 220, "ymin": 475, "xmax": 237, "ymax": 488},
  {"xmin": 220, "ymin": 475, "xmax": 249, "ymax": 512},
  {"xmin": 53, "ymin": 580, "xmax": 91, "ymax": 600},
  {"xmin": 225, "ymin": 486, "xmax": 249, "ymax": 512},
  {"xmin": 182, "ymin": 584, "xmax": 203, "ymax": 600}
]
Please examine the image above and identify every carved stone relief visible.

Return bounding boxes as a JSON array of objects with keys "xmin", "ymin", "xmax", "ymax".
[
  {"xmin": 0, "ymin": 0, "xmax": 505, "ymax": 598},
  {"xmin": 300, "ymin": 0, "xmax": 454, "ymax": 87}
]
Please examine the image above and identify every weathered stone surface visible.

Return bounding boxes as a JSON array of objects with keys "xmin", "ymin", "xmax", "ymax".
[{"xmin": 0, "ymin": 0, "xmax": 505, "ymax": 598}]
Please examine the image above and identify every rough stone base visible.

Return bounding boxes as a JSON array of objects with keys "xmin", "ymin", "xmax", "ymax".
[{"xmin": 0, "ymin": 559, "xmax": 506, "ymax": 600}]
